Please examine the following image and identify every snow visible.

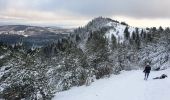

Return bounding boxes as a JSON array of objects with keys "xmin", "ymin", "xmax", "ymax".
[
  {"xmin": 128, "ymin": 27, "xmax": 136, "ymax": 37},
  {"xmin": 105, "ymin": 22, "xmax": 147, "ymax": 43},
  {"xmin": 105, "ymin": 23, "xmax": 137, "ymax": 43},
  {"xmin": 105, "ymin": 24, "xmax": 126, "ymax": 43},
  {"xmin": 53, "ymin": 68, "xmax": 170, "ymax": 100},
  {"xmin": 23, "ymin": 34, "xmax": 29, "ymax": 37},
  {"xmin": 0, "ymin": 53, "xmax": 9, "ymax": 60},
  {"xmin": 106, "ymin": 22, "xmax": 118, "ymax": 27},
  {"xmin": 0, "ymin": 55, "xmax": 5, "ymax": 59}
]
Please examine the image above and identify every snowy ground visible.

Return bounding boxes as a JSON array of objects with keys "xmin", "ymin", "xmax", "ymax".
[{"xmin": 53, "ymin": 68, "xmax": 170, "ymax": 100}]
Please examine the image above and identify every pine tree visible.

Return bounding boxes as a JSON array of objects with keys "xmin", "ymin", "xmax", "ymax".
[
  {"xmin": 132, "ymin": 32, "xmax": 136, "ymax": 40},
  {"xmin": 135, "ymin": 33, "xmax": 141, "ymax": 49},
  {"xmin": 85, "ymin": 30, "xmax": 111, "ymax": 78},
  {"xmin": 111, "ymin": 34, "xmax": 117, "ymax": 49},
  {"xmin": 147, "ymin": 33, "xmax": 152, "ymax": 42},
  {"xmin": 159, "ymin": 26, "xmax": 164, "ymax": 32},
  {"xmin": 152, "ymin": 27, "xmax": 157, "ymax": 32},
  {"xmin": 124, "ymin": 27, "xmax": 130, "ymax": 40},
  {"xmin": 76, "ymin": 34, "xmax": 81, "ymax": 42}
]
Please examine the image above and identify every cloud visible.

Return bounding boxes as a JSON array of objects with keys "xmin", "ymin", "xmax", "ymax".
[
  {"xmin": 0, "ymin": 0, "xmax": 170, "ymax": 27},
  {"xmin": 1, "ymin": 0, "xmax": 170, "ymax": 18}
]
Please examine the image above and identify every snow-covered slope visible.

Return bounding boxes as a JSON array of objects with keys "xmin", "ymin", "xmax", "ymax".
[
  {"xmin": 105, "ymin": 22, "xmax": 126, "ymax": 43},
  {"xmin": 53, "ymin": 68, "xmax": 170, "ymax": 100},
  {"xmin": 105, "ymin": 22, "xmax": 145, "ymax": 43}
]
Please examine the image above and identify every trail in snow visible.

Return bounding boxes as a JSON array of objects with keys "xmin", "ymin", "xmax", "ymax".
[{"xmin": 53, "ymin": 69, "xmax": 170, "ymax": 100}]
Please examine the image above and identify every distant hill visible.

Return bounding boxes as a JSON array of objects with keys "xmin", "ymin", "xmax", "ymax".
[{"xmin": 0, "ymin": 25, "xmax": 72, "ymax": 48}]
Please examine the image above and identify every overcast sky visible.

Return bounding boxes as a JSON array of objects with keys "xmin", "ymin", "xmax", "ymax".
[{"xmin": 0, "ymin": 0, "xmax": 170, "ymax": 28}]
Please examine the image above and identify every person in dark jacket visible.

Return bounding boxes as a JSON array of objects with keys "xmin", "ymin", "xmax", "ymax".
[
  {"xmin": 153, "ymin": 74, "xmax": 168, "ymax": 79},
  {"xmin": 143, "ymin": 63, "xmax": 151, "ymax": 80}
]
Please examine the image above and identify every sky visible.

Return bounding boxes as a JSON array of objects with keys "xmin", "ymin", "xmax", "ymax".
[{"xmin": 0, "ymin": 0, "xmax": 170, "ymax": 28}]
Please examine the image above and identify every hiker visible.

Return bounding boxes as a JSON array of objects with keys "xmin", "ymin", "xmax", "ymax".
[
  {"xmin": 153, "ymin": 74, "xmax": 168, "ymax": 79},
  {"xmin": 143, "ymin": 63, "xmax": 151, "ymax": 80}
]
